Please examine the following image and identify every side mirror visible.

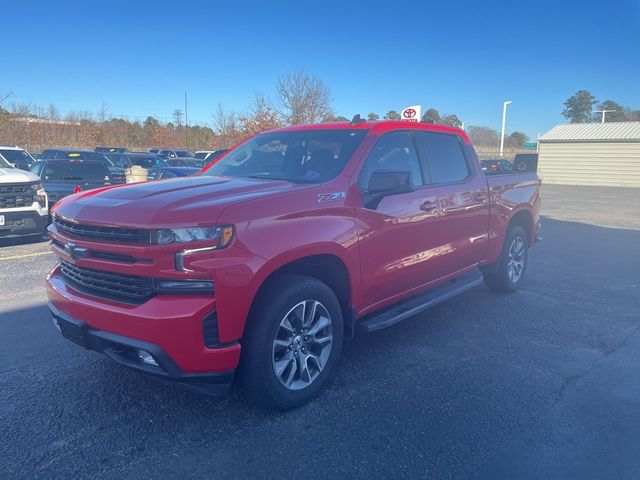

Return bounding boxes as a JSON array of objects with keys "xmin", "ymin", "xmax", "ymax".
[
  {"xmin": 364, "ymin": 170, "xmax": 414, "ymax": 209},
  {"xmin": 368, "ymin": 170, "xmax": 414, "ymax": 195}
]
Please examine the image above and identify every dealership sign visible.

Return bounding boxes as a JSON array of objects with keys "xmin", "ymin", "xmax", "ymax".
[{"xmin": 401, "ymin": 105, "xmax": 421, "ymax": 122}]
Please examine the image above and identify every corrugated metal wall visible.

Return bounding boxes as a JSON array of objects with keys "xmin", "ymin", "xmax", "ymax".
[{"xmin": 538, "ymin": 142, "xmax": 640, "ymax": 187}]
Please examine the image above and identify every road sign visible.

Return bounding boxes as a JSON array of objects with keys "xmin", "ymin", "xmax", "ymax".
[{"xmin": 524, "ymin": 143, "xmax": 537, "ymax": 149}]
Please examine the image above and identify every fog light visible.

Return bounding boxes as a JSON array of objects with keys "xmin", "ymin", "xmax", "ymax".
[{"xmin": 136, "ymin": 349, "xmax": 158, "ymax": 366}]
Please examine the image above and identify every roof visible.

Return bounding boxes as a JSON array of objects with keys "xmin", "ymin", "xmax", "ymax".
[
  {"xmin": 539, "ymin": 122, "xmax": 640, "ymax": 142},
  {"xmin": 272, "ymin": 120, "xmax": 470, "ymax": 141}
]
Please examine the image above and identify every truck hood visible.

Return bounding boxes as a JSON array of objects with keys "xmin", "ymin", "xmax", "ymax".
[
  {"xmin": 53, "ymin": 175, "xmax": 301, "ymax": 227},
  {"xmin": 0, "ymin": 168, "xmax": 41, "ymax": 184}
]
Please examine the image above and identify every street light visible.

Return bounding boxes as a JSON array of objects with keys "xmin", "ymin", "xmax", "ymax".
[
  {"xmin": 460, "ymin": 120, "xmax": 472, "ymax": 131},
  {"xmin": 594, "ymin": 109, "xmax": 616, "ymax": 123},
  {"xmin": 500, "ymin": 101, "xmax": 512, "ymax": 157}
]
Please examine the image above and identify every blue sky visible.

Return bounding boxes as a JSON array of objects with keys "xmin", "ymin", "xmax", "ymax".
[{"xmin": 1, "ymin": 0, "xmax": 638, "ymax": 140}]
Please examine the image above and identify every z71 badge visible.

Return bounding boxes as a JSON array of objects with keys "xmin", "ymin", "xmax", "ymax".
[{"xmin": 317, "ymin": 192, "xmax": 346, "ymax": 203}]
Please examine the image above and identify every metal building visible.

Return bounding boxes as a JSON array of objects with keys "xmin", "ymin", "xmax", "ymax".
[{"xmin": 537, "ymin": 122, "xmax": 640, "ymax": 187}]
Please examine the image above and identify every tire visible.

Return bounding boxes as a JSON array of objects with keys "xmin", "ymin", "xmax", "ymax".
[
  {"xmin": 483, "ymin": 225, "xmax": 528, "ymax": 293},
  {"xmin": 238, "ymin": 274, "xmax": 344, "ymax": 410}
]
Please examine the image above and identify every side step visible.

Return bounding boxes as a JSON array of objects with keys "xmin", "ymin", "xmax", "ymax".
[{"xmin": 358, "ymin": 271, "xmax": 483, "ymax": 333}]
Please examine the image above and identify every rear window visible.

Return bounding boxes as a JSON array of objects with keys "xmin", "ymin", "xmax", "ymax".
[
  {"xmin": 175, "ymin": 150, "xmax": 194, "ymax": 158},
  {"xmin": 42, "ymin": 162, "xmax": 109, "ymax": 181},
  {"xmin": 129, "ymin": 156, "xmax": 166, "ymax": 168}
]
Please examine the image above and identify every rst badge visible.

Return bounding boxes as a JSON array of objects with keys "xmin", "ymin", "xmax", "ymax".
[{"xmin": 317, "ymin": 192, "xmax": 345, "ymax": 203}]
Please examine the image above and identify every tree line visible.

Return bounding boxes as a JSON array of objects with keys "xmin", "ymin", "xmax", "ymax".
[
  {"xmin": 1, "ymin": 70, "xmax": 531, "ymax": 153},
  {"xmin": 562, "ymin": 90, "xmax": 640, "ymax": 123}
]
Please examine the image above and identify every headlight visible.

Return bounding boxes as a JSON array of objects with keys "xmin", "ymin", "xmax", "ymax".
[{"xmin": 150, "ymin": 225, "xmax": 234, "ymax": 246}]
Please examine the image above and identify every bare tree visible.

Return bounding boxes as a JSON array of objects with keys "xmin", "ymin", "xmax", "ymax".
[
  {"xmin": 213, "ymin": 103, "xmax": 243, "ymax": 147},
  {"xmin": 240, "ymin": 92, "xmax": 282, "ymax": 137},
  {"xmin": 276, "ymin": 70, "xmax": 333, "ymax": 124}
]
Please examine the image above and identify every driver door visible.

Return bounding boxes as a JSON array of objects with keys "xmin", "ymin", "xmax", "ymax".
[{"xmin": 356, "ymin": 131, "xmax": 449, "ymax": 311}]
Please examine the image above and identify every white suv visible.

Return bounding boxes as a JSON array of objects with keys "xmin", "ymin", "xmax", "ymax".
[{"xmin": 0, "ymin": 147, "xmax": 48, "ymax": 239}]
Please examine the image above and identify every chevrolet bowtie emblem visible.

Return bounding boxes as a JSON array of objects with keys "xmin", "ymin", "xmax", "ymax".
[{"xmin": 64, "ymin": 242, "xmax": 88, "ymax": 261}]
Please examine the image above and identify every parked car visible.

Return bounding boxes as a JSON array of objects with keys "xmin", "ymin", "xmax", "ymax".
[
  {"xmin": 203, "ymin": 149, "xmax": 230, "ymax": 166},
  {"xmin": 148, "ymin": 149, "xmax": 159, "ymax": 154},
  {"xmin": 41, "ymin": 149, "xmax": 126, "ymax": 183},
  {"xmin": 0, "ymin": 145, "xmax": 37, "ymax": 171},
  {"xmin": 194, "ymin": 150, "xmax": 214, "ymax": 160},
  {"xmin": 513, "ymin": 153, "xmax": 538, "ymax": 172},
  {"xmin": 481, "ymin": 159, "xmax": 512, "ymax": 173},
  {"xmin": 147, "ymin": 166, "xmax": 200, "ymax": 180},
  {"xmin": 125, "ymin": 153, "xmax": 167, "ymax": 169},
  {"xmin": 0, "ymin": 155, "xmax": 48, "ymax": 239},
  {"xmin": 158, "ymin": 149, "xmax": 202, "ymax": 166},
  {"xmin": 103, "ymin": 152, "xmax": 132, "ymax": 168},
  {"xmin": 165, "ymin": 157, "xmax": 203, "ymax": 168},
  {"xmin": 30, "ymin": 159, "xmax": 111, "ymax": 207},
  {"xmin": 95, "ymin": 146, "xmax": 128, "ymax": 154},
  {"xmin": 46, "ymin": 120, "xmax": 540, "ymax": 409}
]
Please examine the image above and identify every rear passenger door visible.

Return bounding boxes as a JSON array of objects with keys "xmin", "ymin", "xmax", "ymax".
[{"xmin": 415, "ymin": 131, "xmax": 490, "ymax": 273}]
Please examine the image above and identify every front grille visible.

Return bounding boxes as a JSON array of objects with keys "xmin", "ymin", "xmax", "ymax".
[
  {"xmin": 0, "ymin": 184, "xmax": 35, "ymax": 208},
  {"xmin": 59, "ymin": 258, "xmax": 154, "ymax": 303},
  {"xmin": 54, "ymin": 217, "xmax": 150, "ymax": 244}
]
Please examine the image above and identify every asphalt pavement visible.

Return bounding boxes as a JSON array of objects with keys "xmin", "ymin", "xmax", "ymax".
[{"xmin": 1, "ymin": 184, "xmax": 639, "ymax": 479}]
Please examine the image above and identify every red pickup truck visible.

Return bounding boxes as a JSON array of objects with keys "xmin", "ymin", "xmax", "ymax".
[{"xmin": 47, "ymin": 120, "xmax": 540, "ymax": 409}]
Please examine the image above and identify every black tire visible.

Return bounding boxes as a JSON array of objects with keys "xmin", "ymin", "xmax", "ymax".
[
  {"xmin": 483, "ymin": 225, "xmax": 528, "ymax": 293},
  {"xmin": 238, "ymin": 274, "xmax": 344, "ymax": 410}
]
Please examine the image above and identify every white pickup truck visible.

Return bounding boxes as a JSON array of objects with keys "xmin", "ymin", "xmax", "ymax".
[{"xmin": 0, "ymin": 153, "xmax": 48, "ymax": 239}]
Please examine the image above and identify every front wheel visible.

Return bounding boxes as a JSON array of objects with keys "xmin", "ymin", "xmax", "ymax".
[
  {"xmin": 238, "ymin": 274, "xmax": 343, "ymax": 410},
  {"xmin": 483, "ymin": 225, "xmax": 528, "ymax": 292}
]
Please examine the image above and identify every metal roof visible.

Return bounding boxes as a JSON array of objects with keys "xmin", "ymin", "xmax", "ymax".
[{"xmin": 539, "ymin": 122, "xmax": 640, "ymax": 142}]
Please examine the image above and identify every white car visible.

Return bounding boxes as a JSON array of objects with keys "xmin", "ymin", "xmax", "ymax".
[{"xmin": 0, "ymin": 152, "xmax": 48, "ymax": 239}]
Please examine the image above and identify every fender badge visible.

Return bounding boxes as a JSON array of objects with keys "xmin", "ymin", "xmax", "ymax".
[{"xmin": 317, "ymin": 192, "xmax": 345, "ymax": 203}]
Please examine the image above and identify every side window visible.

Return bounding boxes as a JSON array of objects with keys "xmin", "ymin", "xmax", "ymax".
[
  {"xmin": 30, "ymin": 162, "xmax": 43, "ymax": 176},
  {"xmin": 418, "ymin": 132, "xmax": 470, "ymax": 184},
  {"xmin": 359, "ymin": 131, "xmax": 424, "ymax": 190}
]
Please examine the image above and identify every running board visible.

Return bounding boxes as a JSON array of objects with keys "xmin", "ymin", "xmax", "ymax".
[{"xmin": 358, "ymin": 271, "xmax": 483, "ymax": 333}]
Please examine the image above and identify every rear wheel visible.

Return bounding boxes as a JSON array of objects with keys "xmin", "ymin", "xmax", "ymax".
[
  {"xmin": 484, "ymin": 225, "xmax": 528, "ymax": 292},
  {"xmin": 238, "ymin": 274, "xmax": 343, "ymax": 410}
]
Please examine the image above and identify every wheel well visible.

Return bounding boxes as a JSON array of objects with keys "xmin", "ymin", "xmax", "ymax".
[
  {"xmin": 257, "ymin": 254, "xmax": 351, "ymax": 308},
  {"xmin": 508, "ymin": 209, "xmax": 533, "ymax": 243}
]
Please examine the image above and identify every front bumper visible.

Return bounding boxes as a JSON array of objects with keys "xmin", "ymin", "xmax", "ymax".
[
  {"xmin": 0, "ymin": 210, "xmax": 47, "ymax": 238},
  {"xmin": 49, "ymin": 304, "xmax": 234, "ymax": 395},
  {"xmin": 47, "ymin": 265, "xmax": 241, "ymax": 395}
]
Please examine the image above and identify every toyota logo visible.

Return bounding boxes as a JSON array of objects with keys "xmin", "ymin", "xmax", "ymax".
[{"xmin": 403, "ymin": 108, "xmax": 417, "ymax": 119}]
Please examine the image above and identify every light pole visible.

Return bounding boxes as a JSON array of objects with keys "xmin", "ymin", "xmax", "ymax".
[
  {"xmin": 500, "ymin": 101, "xmax": 512, "ymax": 157},
  {"xmin": 594, "ymin": 109, "xmax": 616, "ymax": 123},
  {"xmin": 460, "ymin": 120, "xmax": 471, "ymax": 131}
]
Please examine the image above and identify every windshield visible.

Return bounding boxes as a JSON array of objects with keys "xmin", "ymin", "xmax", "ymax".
[
  {"xmin": 42, "ymin": 162, "xmax": 109, "ymax": 181},
  {"xmin": 175, "ymin": 150, "xmax": 194, "ymax": 158},
  {"xmin": 204, "ymin": 129, "xmax": 367, "ymax": 183},
  {"xmin": 129, "ymin": 156, "xmax": 166, "ymax": 168},
  {"xmin": 0, "ymin": 149, "xmax": 34, "ymax": 164},
  {"xmin": 105, "ymin": 153, "xmax": 131, "ymax": 168}
]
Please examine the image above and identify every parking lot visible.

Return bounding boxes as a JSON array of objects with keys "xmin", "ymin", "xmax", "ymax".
[{"xmin": 1, "ymin": 184, "xmax": 639, "ymax": 479}]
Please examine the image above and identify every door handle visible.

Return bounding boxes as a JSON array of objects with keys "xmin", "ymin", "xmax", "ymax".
[
  {"xmin": 473, "ymin": 193, "xmax": 487, "ymax": 203},
  {"xmin": 420, "ymin": 200, "xmax": 439, "ymax": 212}
]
